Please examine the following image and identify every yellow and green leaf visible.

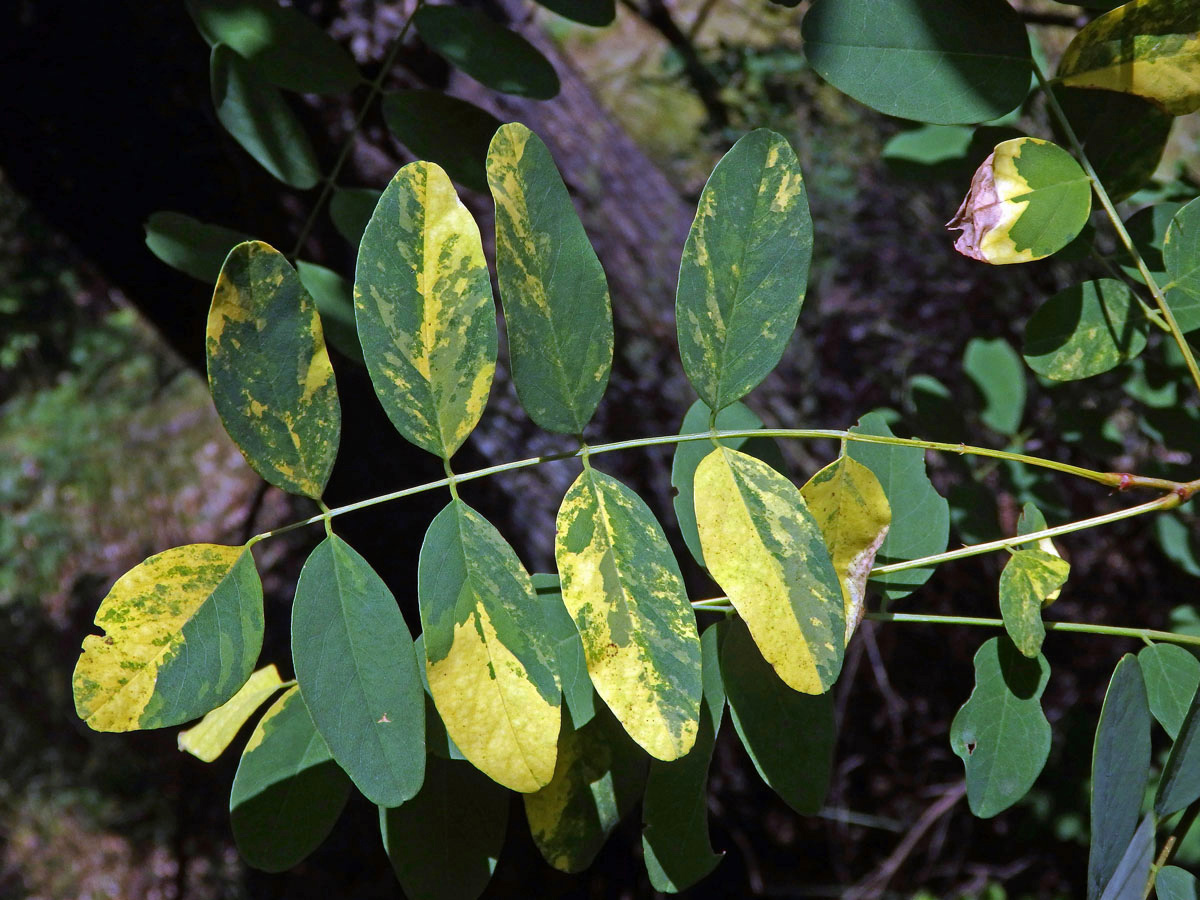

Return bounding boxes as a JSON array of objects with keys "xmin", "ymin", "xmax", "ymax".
[
  {"xmin": 1000, "ymin": 549, "xmax": 1070, "ymax": 658},
  {"xmin": 555, "ymin": 467, "xmax": 702, "ymax": 761},
  {"xmin": 487, "ymin": 123, "xmax": 613, "ymax": 435},
  {"xmin": 178, "ymin": 664, "xmax": 284, "ymax": 762},
  {"xmin": 947, "ymin": 138, "xmax": 1091, "ymax": 265},
  {"xmin": 419, "ymin": 499, "xmax": 562, "ymax": 792},
  {"xmin": 676, "ymin": 129, "xmax": 813, "ymax": 412},
  {"xmin": 207, "ymin": 241, "xmax": 340, "ymax": 498},
  {"xmin": 1058, "ymin": 0, "xmax": 1200, "ymax": 116},
  {"xmin": 693, "ymin": 446, "xmax": 844, "ymax": 695},
  {"xmin": 354, "ymin": 161, "xmax": 497, "ymax": 460},
  {"xmin": 73, "ymin": 543, "xmax": 263, "ymax": 733},
  {"xmin": 799, "ymin": 455, "xmax": 891, "ymax": 642}
]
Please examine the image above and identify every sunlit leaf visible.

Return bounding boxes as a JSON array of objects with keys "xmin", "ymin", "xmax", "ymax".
[
  {"xmin": 355, "ymin": 162, "xmax": 496, "ymax": 460},
  {"xmin": 524, "ymin": 706, "xmax": 647, "ymax": 873},
  {"xmin": 963, "ymin": 337, "xmax": 1025, "ymax": 435},
  {"xmin": 1024, "ymin": 280, "xmax": 1148, "ymax": 381},
  {"xmin": 210, "ymin": 44, "xmax": 320, "ymax": 189},
  {"xmin": 1089, "ymin": 655, "xmax": 1152, "ymax": 900},
  {"xmin": 555, "ymin": 467, "xmax": 702, "ymax": 760},
  {"xmin": 1158, "ymin": 866, "xmax": 1200, "ymax": 900},
  {"xmin": 642, "ymin": 621, "xmax": 725, "ymax": 893},
  {"xmin": 1058, "ymin": 0, "xmax": 1200, "ymax": 116},
  {"xmin": 295, "ymin": 261, "xmax": 363, "ymax": 364},
  {"xmin": 999, "ymin": 549, "xmax": 1069, "ymax": 658},
  {"xmin": 380, "ymin": 755, "xmax": 509, "ymax": 900},
  {"xmin": 187, "ymin": 0, "xmax": 360, "ymax": 94},
  {"xmin": 207, "ymin": 241, "xmax": 340, "ymax": 498},
  {"xmin": 694, "ymin": 446, "xmax": 843, "ymax": 694},
  {"xmin": 1016, "ymin": 502, "xmax": 1064, "ymax": 602},
  {"xmin": 847, "ymin": 412, "xmax": 949, "ymax": 601},
  {"xmin": 721, "ymin": 618, "xmax": 834, "ymax": 814},
  {"xmin": 948, "ymin": 137, "xmax": 1091, "ymax": 265},
  {"xmin": 414, "ymin": 6, "xmax": 560, "ymax": 100},
  {"xmin": 532, "ymin": 574, "xmax": 596, "ymax": 729},
  {"xmin": 1099, "ymin": 814, "xmax": 1156, "ymax": 900},
  {"xmin": 1156, "ymin": 681, "xmax": 1200, "ymax": 817},
  {"xmin": 381, "ymin": 91, "xmax": 502, "ymax": 195},
  {"xmin": 532, "ymin": 0, "xmax": 615, "ymax": 26},
  {"xmin": 799, "ymin": 455, "xmax": 890, "ymax": 642},
  {"xmin": 73, "ymin": 544, "xmax": 262, "ymax": 732},
  {"xmin": 178, "ymin": 664, "xmax": 284, "ymax": 762},
  {"xmin": 487, "ymin": 123, "xmax": 613, "ymax": 434},
  {"xmin": 292, "ymin": 536, "xmax": 424, "ymax": 808},
  {"xmin": 1163, "ymin": 198, "xmax": 1200, "ymax": 334},
  {"xmin": 950, "ymin": 636, "xmax": 1051, "ymax": 817},
  {"xmin": 143, "ymin": 211, "xmax": 249, "ymax": 283},
  {"xmin": 229, "ymin": 686, "xmax": 351, "ymax": 872},
  {"xmin": 1139, "ymin": 644, "xmax": 1200, "ymax": 740},
  {"xmin": 801, "ymin": 0, "xmax": 1031, "ymax": 124},
  {"xmin": 419, "ymin": 499, "xmax": 561, "ymax": 792},
  {"xmin": 330, "ymin": 187, "xmax": 381, "ymax": 247},
  {"xmin": 676, "ymin": 129, "xmax": 812, "ymax": 412}
]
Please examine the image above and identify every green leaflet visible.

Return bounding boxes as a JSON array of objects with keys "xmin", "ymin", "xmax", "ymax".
[
  {"xmin": 721, "ymin": 618, "xmax": 834, "ymax": 815},
  {"xmin": 1139, "ymin": 644, "xmax": 1200, "ymax": 740},
  {"xmin": 694, "ymin": 446, "xmax": 844, "ymax": 695},
  {"xmin": 229, "ymin": 686, "xmax": 352, "ymax": 873},
  {"xmin": 1058, "ymin": 0, "xmax": 1200, "ymax": 116},
  {"xmin": 210, "ymin": 44, "xmax": 320, "ymax": 189},
  {"xmin": 1016, "ymin": 502, "xmax": 1065, "ymax": 602},
  {"xmin": 523, "ymin": 705, "xmax": 648, "ymax": 873},
  {"xmin": 291, "ymin": 536, "xmax": 425, "ymax": 808},
  {"xmin": 355, "ymin": 161, "xmax": 497, "ymax": 460},
  {"xmin": 532, "ymin": 0, "xmax": 615, "ymax": 26},
  {"xmin": 999, "ymin": 549, "xmax": 1069, "ymax": 658},
  {"xmin": 963, "ymin": 337, "xmax": 1025, "ymax": 435},
  {"xmin": 798, "ymin": 455, "xmax": 890, "ymax": 642},
  {"xmin": 1156, "ymin": 682, "xmax": 1200, "ymax": 817},
  {"xmin": 1101, "ymin": 815, "xmax": 1156, "ymax": 900},
  {"xmin": 380, "ymin": 755, "xmax": 509, "ymax": 900},
  {"xmin": 554, "ymin": 467, "xmax": 702, "ymax": 761},
  {"xmin": 950, "ymin": 636, "xmax": 1051, "ymax": 818},
  {"xmin": 414, "ymin": 7, "xmax": 560, "ymax": 100},
  {"xmin": 186, "ymin": 0, "xmax": 360, "ymax": 94},
  {"xmin": 207, "ymin": 241, "xmax": 341, "ymax": 498},
  {"xmin": 675, "ymin": 129, "xmax": 812, "ymax": 412},
  {"xmin": 1164, "ymin": 198, "xmax": 1200, "ymax": 333},
  {"xmin": 1122, "ymin": 201, "xmax": 1182, "ymax": 287},
  {"xmin": 1089, "ymin": 656, "xmax": 1152, "ymax": 900},
  {"xmin": 144, "ymin": 211, "xmax": 249, "ymax": 283},
  {"xmin": 642, "ymin": 621, "xmax": 725, "ymax": 893},
  {"xmin": 1024, "ymin": 280, "xmax": 1148, "ymax": 381},
  {"xmin": 73, "ymin": 544, "xmax": 263, "ymax": 733},
  {"xmin": 295, "ymin": 261, "xmax": 363, "ymax": 364},
  {"xmin": 671, "ymin": 399, "xmax": 786, "ymax": 569},
  {"xmin": 882, "ymin": 124, "xmax": 975, "ymax": 168},
  {"xmin": 801, "ymin": 0, "xmax": 1031, "ymax": 125},
  {"xmin": 330, "ymin": 187, "xmax": 382, "ymax": 247},
  {"xmin": 1158, "ymin": 867, "xmax": 1200, "ymax": 900},
  {"xmin": 419, "ymin": 499, "xmax": 562, "ymax": 793},
  {"xmin": 178, "ymin": 664, "xmax": 284, "ymax": 762},
  {"xmin": 847, "ymin": 412, "xmax": 949, "ymax": 601},
  {"xmin": 487, "ymin": 123, "xmax": 614, "ymax": 435},
  {"xmin": 948, "ymin": 138, "xmax": 1092, "ymax": 265},
  {"xmin": 381, "ymin": 91, "xmax": 502, "ymax": 195},
  {"xmin": 532, "ymin": 573, "xmax": 597, "ymax": 729}
]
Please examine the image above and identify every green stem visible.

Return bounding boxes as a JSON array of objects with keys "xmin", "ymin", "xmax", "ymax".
[
  {"xmin": 1033, "ymin": 59, "xmax": 1200, "ymax": 397},
  {"xmin": 869, "ymin": 612, "xmax": 1200, "ymax": 649}
]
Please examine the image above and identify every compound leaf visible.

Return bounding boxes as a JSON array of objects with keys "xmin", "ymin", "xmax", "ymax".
[
  {"xmin": 382, "ymin": 91, "xmax": 502, "ymax": 195},
  {"xmin": 178, "ymin": 664, "xmax": 284, "ymax": 762},
  {"xmin": 999, "ymin": 549, "xmax": 1069, "ymax": 658},
  {"xmin": 207, "ymin": 241, "xmax": 340, "ymax": 498},
  {"xmin": 676, "ymin": 129, "xmax": 812, "ymax": 412},
  {"xmin": 355, "ymin": 161, "xmax": 497, "ymax": 460},
  {"xmin": 487, "ymin": 123, "xmax": 613, "ymax": 435},
  {"xmin": 73, "ymin": 544, "xmax": 262, "ymax": 732},
  {"xmin": 1024, "ymin": 280, "xmax": 1148, "ymax": 381},
  {"xmin": 144, "ymin": 211, "xmax": 249, "ymax": 283},
  {"xmin": 1139, "ymin": 643, "xmax": 1200, "ymax": 740}
]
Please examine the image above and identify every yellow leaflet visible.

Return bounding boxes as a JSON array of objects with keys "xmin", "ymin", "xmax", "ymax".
[
  {"xmin": 487, "ymin": 124, "xmax": 553, "ymax": 318},
  {"xmin": 73, "ymin": 544, "xmax": 246, "ymax": 732},
  {"xmin": 427, "ymin": 603, "xmax": 560, "ymax": 793},
  {"xmin": 694, "ymin": 447, "xmax": 844, "ymax": 695},
  {"xmin": 178, "ymin": 665, "xmax": 284, "ymax": 762},
  {"xmin": 799, "ymin": 456, "xmax": 890, "ymax": 642}
]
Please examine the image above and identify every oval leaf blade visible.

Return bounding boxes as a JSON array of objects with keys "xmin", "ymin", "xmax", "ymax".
[
  {"xmin": 144, "ymin": 211, "xmax": 249, "ymax": 283},
  {"xmin": 949, "ymin": 636, "xmax": 1051, "ymax": 818},
  {"xmin": 801, "ymin": 0, "xmax": 1031, "ymax": 124},
  {"xmin": 555, "ymin": 467, "xmax": 703, "ymax": 761},
  {"xmin": 1024, "ymin": 279, "xmax": 1148, "ymax": 381},
  {"xmin": 230, "ymin": 686, "xmax": 352, "ymax": 873},
  {"xmin": 207, "ymin": 241, "xmax": 341, "ymax": 498},
  {"xmin": 532, "ymin": 573, "xmax": 597, "ymax": 729},
  {"xmin": 999, "ymin": 549, "xmax": 1069, "ymax": 658},
  {"xmin": 1157, "ymin": 867, "xmax": 1200, "ymax": 900},
  {"xmin": 1156, "ymin": 684, "xmax": 1200, "ymax": 818},
  {"xmin": 380, "ymin": 755, "xmax": 509, "ymax": 900},
  {"xmin": 414, "ymin": 7, "xmax": 560, "ymax": 100},
  {"xmin": 963, "ymin": 336, "xmax": 1026, "ymax": 435},
  {"xmin": 487, "ymin": 123, "xmax": 614, "ymax": 435},
  {"xmin": 381, "ymin": 91, "xmax": 502, "ymax": 195},
  {"xmin": 1139, "ymin": 643, "xmax": 1200, "ymax": 740},
  {"xmin": 1163, "ymin": 198, "xmax": 1200, "ymax": 334},
  {"xmin": 948, "ymin": 138, "xmax": 1092, "ymax": 265},
  {"xmin": 1100, "ymin": 814, "xmax": 1157, "ymax": 900},
  {"xmin": 694, "ymin": 446, "xmax": 844, "ymax": 694},
  {"xmin": 799, "ymin": 455, "xmax": 891, "ymax": 642},
  {"xmin": 292, "ymin": 536, "xmax": 425, "ymax": 808},
  {"xmin": 178, "ymin": 664, "xmax": 284, "ymax": 762},
  {"xmin": 355, "ymin": 161, "xmax": 497, "ymax": 460},
  {"xmin": 419, "ymin": 499, "xmax": 562, "ymax": 792},
  {"xmin": 676, "ymin": 129, "xmax": 813, "ymax": 412},
  {"xmin": 73, "ymin": 544, "xmax": 263, "ymax": 732}
]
